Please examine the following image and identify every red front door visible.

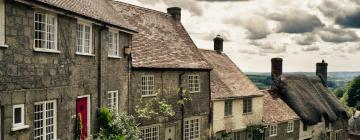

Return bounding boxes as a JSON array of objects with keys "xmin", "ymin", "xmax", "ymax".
[{"xmin": 77, "ymin": 97, "xmax": 88, "ymax": 139}]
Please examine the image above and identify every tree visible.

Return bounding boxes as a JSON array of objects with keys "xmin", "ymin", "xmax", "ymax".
[
  {"xmin": 345, "ymin": 76, "xmax": 360, "ymax": 109},
  {"xmin": 334, "ymin": 88, "xmax": 345, "ymax": 99}
]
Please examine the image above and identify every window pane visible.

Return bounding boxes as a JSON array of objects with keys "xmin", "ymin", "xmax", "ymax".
[{"xmin": 14, "ymin": 108, "xmax": 22, "ymax": 124}]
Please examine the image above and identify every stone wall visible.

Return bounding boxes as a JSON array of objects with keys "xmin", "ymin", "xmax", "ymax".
[
  {"xmin": 0, "ymin": 1, "xmax": 131, "ymax": 139},
  {"xmin": 130, "ymin": 70, "xmax": 211, "ymax": 139},
  {"xmin": 264, "ymin": 120, "xmax": 300, "ymax": 140}
]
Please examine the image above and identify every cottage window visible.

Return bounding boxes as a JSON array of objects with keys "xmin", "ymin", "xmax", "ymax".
[
  {"xmin": 34, "ymin": 11, "xmax": 58, "ymax": 52},
  {"xmin": 0, "ymin": 0, "xmax": 6, "ymax": 48},
  {"xmin": 287, "ymin": 121, "xmax": 294, "ymax": 132},
  {"xmin": 188, "ymin": 75, "xmax": 200, "ymax": 93},
  {"xmin": 335, "ymin": 131, "xmax": 342, "ymax": 140},
  {"xmin": 269, "ymin": 124, "xmax": 277, "ymax": 136},
  {"xmin": 243, "ymin": 97, "xmax": 252, "ymax": 114},
  {"xmin": 184, "ymin": 118, "xmax": 200, "ymax": 140},
  {"xmin": 108, "ymin": 30, "xmax": 120, "ymax": 57},
  {"xmin": 108, "ymin": 90, "xmax": 119, "ymax": 113},
  {"xmin": 303, "ymin": 124, "xmax": 308, "ymax": 131},
  {"xmin": 12, "ymin": 104, "xmax": 29, "ymax": 131},
  {"xmin": 34, "ymin": 100, "xmax": 57, "ymax": 140},
  {"xmin": 224, "ymin": 100, "xmax": 232, "ymax": 116},
  {"xmin": 76, "ymin": 21, "xmax": 92, "ymax": 55},
  {"xmin": 141, "ymin": 75, "xmax": 155, "ymax": 96},
  {"xmin": 140, "ymin": 125, "xmax": 159, "ymax": 140}
]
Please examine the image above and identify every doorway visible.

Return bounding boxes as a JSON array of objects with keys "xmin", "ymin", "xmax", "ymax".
[{"xmin": 77, "ymin": 96, "xmax": 90, "ymax": 140}]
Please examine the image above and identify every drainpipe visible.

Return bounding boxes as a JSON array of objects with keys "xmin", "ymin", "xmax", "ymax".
[
  {"xmin": 127, "ymin": 35, "xmax": 132, "ymax": 113},
  {"xmin": 97, "ymin": 25, "xmax": 106, "ymax": 109},
  {"xmin": 179, "ymin": 71, "xmax": 186, "ymax": 139}
]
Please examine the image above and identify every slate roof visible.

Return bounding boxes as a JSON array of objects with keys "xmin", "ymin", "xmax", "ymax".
[
  {"xmin": 29, "ymin": 0, "xmax": 135, "ymax": 32},
  {"xmin": 349, "ymin": 110, "xmax": 360, "ymax": 135},
  {"xmin": 200, "ymin": 49, "xmax": 262, "ymax": 99},
  {"xmin": 262, "ymin": 90, "xmax": 300, "ymax": 123},
  {"xmin": 111, "ymin": 1, "xmax": 211, "ymax": 70},
  {"xmin": 274, "ymin": 74, "xmax": 348, "ymax": 125}
]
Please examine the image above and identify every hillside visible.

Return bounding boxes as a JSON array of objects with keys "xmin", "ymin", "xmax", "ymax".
[{"xmin": 246, "ymin": 72, "xmax": 360, "ymax": 90}]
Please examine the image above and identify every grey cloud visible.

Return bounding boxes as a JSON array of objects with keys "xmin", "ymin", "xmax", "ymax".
[
  {"xmin": 267, "ymin": 10, "xmax": 324, "ymax": 33},
  {"xmin": 336, "ymin": 10, "xmax": 360, "ymax": 28},
  {"xmin": 202, "ymin": 31, "xmax": 231, "ymax": 41},
  {"xmin": 138, "ymin": 0, "xmax": 203, "ymax": 16},
  {"xmin": 295, "ymin": 33, "xmax": 318, "ymax": 45},
  {"xmin": 318, "ymin": 27, "xmax": 359, "ymax": 43},
  {"xmin": 301, "ymin": 46, "xmax": 320, "ymax": 52},
  {"xmin": 319, "ymin": 52, "xmax": 331, "ymax": 55},
  {"xmin": 223, "ymin": 16, "xmax": 270, "ymax": 40},
  {"xmin": 250, "ymin": 41, "xmax": 287, "ymax": 54},
  {"xmin": 318, "ymin": 1, "xmax": 342, "ymax": 18},
  {"xmin": 238, "ymin": 49, "xmax": 258, "ymax": 55}
]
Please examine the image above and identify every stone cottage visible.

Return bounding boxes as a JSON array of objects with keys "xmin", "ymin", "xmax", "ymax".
[
  {"xmin": 200, "ymin": 35, "xmax": 264, "ymax": 140},
  {"xmin": 262, "ymin": 90, "xmax": 301, "ymax": 140},
  {"xmin": 0, "ymin": 0, "xmax": 136, "ymax": 139},
  {"xmin": 270, "ymin": 58, "xmax": 349, "ymax": 140},
  {"xmin": 111, "ymin": 2, "xmax": 212, "ymax": 140}
]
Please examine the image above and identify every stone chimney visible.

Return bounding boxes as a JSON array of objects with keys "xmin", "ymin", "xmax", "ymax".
[
  {"xmin": 167, "ymin": 7, "xmax": 181, "ymax": 21},
  {"xmin": 271, "ymin": 58, "xmax": 283, "ymax": 80},
  {"xmin": 316, "ymin": 59, "xmax": 328, "ymax": 85},
  {"xmin": 213, "ymin": 35, "xmax": 224, "ymax": 53}
]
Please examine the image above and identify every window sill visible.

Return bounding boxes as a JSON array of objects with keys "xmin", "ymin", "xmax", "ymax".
[
  {"xmin": 269, "ymin": 134, "xmax": 277, "ymax": 137},
  {"xmin": 141, "ymin": 95, "xmax": 157, "ymax": 98},
  {"xmin": 76, "ymin": 52, "xmax": 95, "ymax": 57},
  {"xmin": 34, "ymin": 48, "xmax": 61, "ymax": 54},
  {"xmin": 108, "ymin": 55, "xmax": 122, "ymax": 59},
  {"xmin": 0, "ymin": 44, "xmax": 8, "ymax": 48},
  {"xmin": 287, "ymin": 131, "xmax": 293, "ymax": 133},
  {"xmin": 243, "ymin": 112, "xmax": 253, "ymax": 115},
  {"xmin": 224, "ymin": 115, "xmax": 233, "ymax": 118},
  {"xmin": 189, "ymin": 91, "xmax": 200, "ymax": 94},
  {"xmin": 11, "ymin": 125, "xmax": 29, "ymax": 131}
]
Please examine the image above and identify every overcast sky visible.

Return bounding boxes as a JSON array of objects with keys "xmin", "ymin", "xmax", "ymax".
[{"xmin": 118, "ymin": 0, "xmax": 360, "ymax": 72}]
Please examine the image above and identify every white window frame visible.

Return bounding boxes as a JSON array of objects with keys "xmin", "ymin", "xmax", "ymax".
[
  {"xmin": 335, "ymin": 130, "xmax": 342, "ymax": 140},
  {"xmin": 11, "ymin": 104, "xmax": 29, "ymax": 131},
  {"xmin": 184, "ymin": 117, "xmax": 200, "ymax": 140},
  {"xmin": 76, "ymin": 20, "xmax": 93, "ymax": 56},
  {"xmin": 34, "ymin": 100, "xmax": 57, "ymax": 140},
  {"xmin": 108, "ymin": 90, "xmax": 119, "ymax": 113},
  {"xmin": 140, "ymin": 124, "xmax": 160, "ymax": 140},
  {"xmin": 33, "ymin": 10, "xmax": 59, "ymax": 53},
  {"xmin": 0, "ymin": 0, "xmax": 7, "ymax": 48},
  {"xmin": 269, "ymin": 124, "xmax": 277, "ymax": 137},
  {"xmin": 287, "ymin": 120, "xmax": 294, "ymax": 133},
  {"xmin": 188, "ymin": 75, "xmax": 200, "ymax": 93},
  {"xmin": 141, "ymin": 75, "xmax": 155, "ymax": 97},
  {"xmin": 108, "ymin": 29, "xmax": 121, "ymax": 58}
]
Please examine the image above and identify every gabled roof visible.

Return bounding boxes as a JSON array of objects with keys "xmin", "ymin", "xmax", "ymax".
[
  {"xmin": 111, "ymin": 2, "xmax": 211, "ymax": 70},
  {"xmin": 28, "ymin": 0, "xmax": 135, "ymax": 32},
  {"xmin": 275, "ymin": 74, "xmax": 348, "ymax": 125},
  {"xmin": 200, "ymin": 49, "xmax": 262, "ymax": 99},
  {"xmin": 262, "ymin": 90, "xmax": 300, "ymax": 123}
]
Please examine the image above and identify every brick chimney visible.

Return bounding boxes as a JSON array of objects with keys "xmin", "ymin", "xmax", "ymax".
[
  {"xmin": 214, "ymin": 35, "xmax": 224, "ymax": 53},
  {"xmin": 316, "ymin": 59, "xmax": 328, "ymax": 85},
  {"xmin": 167, "ymin": 7, "xmax": 181, "ymax": 21},
  {"xmin": 271, "ymin": 58, "xmax": 283, "ymax": 80}
]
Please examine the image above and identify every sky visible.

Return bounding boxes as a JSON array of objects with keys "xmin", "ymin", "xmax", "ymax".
[{"xmin": 117, "ymin": 0, "xmax": 360, "ymax": 72}]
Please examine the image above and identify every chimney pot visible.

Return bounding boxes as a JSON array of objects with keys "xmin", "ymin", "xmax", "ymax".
[
  {"xmin": 167, "ymin": 7, "xmax": 181, "ymax": 21},
  {"xmin": 316, "ymin": 59, "xmax": 328, "ymax": 85},
  {"xmin": 214, "ymin": 35, "xmax": 224, "ymax": 53},
  {"xmin": 271, "ymin": 58, "xmax": 283, "ymax": 80}
]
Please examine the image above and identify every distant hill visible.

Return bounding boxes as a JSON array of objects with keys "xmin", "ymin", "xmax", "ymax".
[{"xmin": 246, "ymin": 72, "xmax": 360, "ymax": 90}]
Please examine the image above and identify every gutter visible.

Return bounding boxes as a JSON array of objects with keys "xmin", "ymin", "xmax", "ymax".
[
  {"xmin": 178, "ymin": 71, "xmax": 186, "ymax": 140},
  {"xmin": 97, "ymin": 25, "xmax": 106, "ymax": 109}
]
